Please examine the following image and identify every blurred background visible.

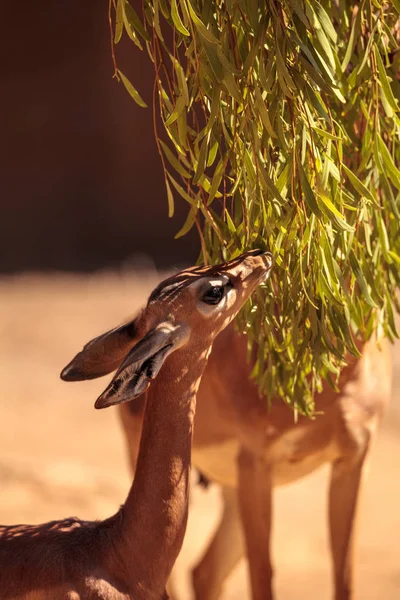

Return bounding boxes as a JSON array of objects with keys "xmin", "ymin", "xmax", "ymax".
[
  {"xmin": 1, "ymin": 1, "xmax": 399, "ymax": 598},
  {"xmin": 0, "ymin": 0, "xmax": 198, "ymax": 272}
]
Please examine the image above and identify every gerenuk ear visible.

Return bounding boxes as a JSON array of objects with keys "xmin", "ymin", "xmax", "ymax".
[
  {"xmin": 60, "ymin": 315, "xmax": 141, "ymax": 382},
  {"xmin": 95, "ymin": 323, "xmax": 187, "ymax": 409}
]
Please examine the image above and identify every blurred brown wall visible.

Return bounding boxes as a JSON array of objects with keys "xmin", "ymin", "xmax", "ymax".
[{"xmin": 0, "ymin": 0, "xmax": 198, "ymax": 272}]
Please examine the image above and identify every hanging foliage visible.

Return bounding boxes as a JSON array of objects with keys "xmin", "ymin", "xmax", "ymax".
[{"xmin": 109, "ymin": 0, "xmax": 400, "ymax": 415}]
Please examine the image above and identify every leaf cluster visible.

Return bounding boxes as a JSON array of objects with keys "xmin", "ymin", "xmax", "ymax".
[{"xmin": 111, "ymin": 0, "xmax": 400, "ymax": 415}]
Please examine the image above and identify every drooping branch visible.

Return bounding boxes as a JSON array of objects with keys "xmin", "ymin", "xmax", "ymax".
[{"xmin": 110, "ymin": 0, "xmax": 400, "ymax": 414}]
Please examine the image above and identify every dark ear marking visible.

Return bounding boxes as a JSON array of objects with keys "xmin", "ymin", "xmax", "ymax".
[
  {"xmin": 60, "ymin": 316, "xmax": 139, "ymax": 382},
  {"xmin": 94, "ymin": 327, "xmax": 179, "ymax": 409},
  {"xmin": 141, "ymin": 344, "xmax": 173, "ymax": 379}
]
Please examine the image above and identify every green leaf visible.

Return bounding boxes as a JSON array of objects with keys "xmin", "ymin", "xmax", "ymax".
[
  {"xmin": 114, "ymin": 0, "xmax": 124, "ymax": 43},
  {"xmin": 223, "ymin": 72, "xmax": 242, "ymax": 103},
  {"xmin": 117, "ymin": 70, "xmax": 147, "ymax": 107},
  {"xmin": 377, "ymin": 134, "xmax": 400, "ymax": 189},
  {"xmin": 349, "ymin": 250, "xmax": 377, "ymax": 308},
  {"xmin": 314, "ymin": 19, "xmax": 336, "ymax": 70},
  {"xmin": 259, "ymin": 167, "xmax": 286, "ymax": 205},
  {"xmin": 375, "ymin": 47, "xmax": 399, "ymax": 113},
  {"xmin": 225, "ymin": 209, "xmax": 236, "ymax": 233},
  {"xmin": 164, "ymin": 95, "xmax": 186, "ymax": 126},
  {"xmin": 319, "ymin": 270, "xmax": 342, "ymax": 306},
  {"xmin": 207, "ymin": 139, "xmax": 219, "ymax": 167},
  {"xmin": 298, "ymin": 55, "xmax": 334, "ymax": 96},
  {"xmin": 311, "ymin": 126, "xmax": 343, "ymax": 141},
  {"xmin": 153, "ymin": 0, "xmax": 164, "ymax": 41},
  {"xmin": 314, "ymin": 1, "xmax": 337, "ymax": 44},
  {"xmin": 356, "ymin": 17, "xmax": 380, "ymax": 76},
  {"xmin": 171, "ymin": 56, "xmax": 189, "ymax": 105},
  {"xmin": 259, "ymin": 53, "xmax": 275, "ymax": 92},
  {"xmin": 193, "ymin": 133, "xmax": 209, "ymax": 184},
  {"xmin": 217, "ymin": 47, "xmax": 241, "ymax": 76},
  {"xmin": 176, "ymin": 107, "xmax": 188, "ymax": 150},
  {"xmin": 298, "ymin": 164, "xmax": 322, "ymax": 217},
  {"xmin": 175, "ymin": 205, "xmax": 198, "ymax": 238},
  {"xmin": 187, "ymin": 0, "xmax": 219, "ymax": 45},
  {"xmin": 157, "ymin": 0, "xmax": 169, "ymax": 19},
  {"xmin": 331, "ymin": 306, "xmax": 361, "ymax": 357},
  {"xmin": 275, "ymin": 43, "xmax": 295, "ymax": 97},
  {"xmin": 205, "ymin": 86, "xmax": 221, "ymax": 134},
  {"xmin": 341, "ymin": 6, "xmax": 361, "ymax": 72},
  {"xmin": 254, "ymin": 88, "xmax": 277, "ymax": 138},
  {"xmin": 385, "ymin": 292, "xmax": 399, "ymax": 338},
  {"xmin": 388, "ymin": 251, "xmax": 400, "ymax": 265},
  {"xmin": 123, "ymin": 1, "xmax": 150, "ymax": 42},
  {"xmin": 342, "ymin": 164, "xmax": 378, "ymax": 206},
  {"xmin": 201, "ymin": 37, "xmax": 224, "ymax": 82},
  {"xmin": 276, "ymin": 161, "xmax": 291, "ymax": 194},
  {"xmin": 167, "ymin": 172, "xmax": 198, "ymax": 206},
  {"xmin": 317, "ymin": 188, "xmax": 354, "ymax": 232},
  {"xmin": 171, "ymin": 0, "xmax": 190, "ymax": 35},
  {"xmin": 165, "ymin": 179, "xmax": 175, "ymax": 217},
  {"xmin": 207, "ymin": 156, "xmax": 226, "ymax": 205},
  {"xmin": 159, "ymin": 139, "xmax": 191, "ymax": 178},
  {"xmin": 376, "ymin": 214, "xmax": 391, "ymax": 261}
]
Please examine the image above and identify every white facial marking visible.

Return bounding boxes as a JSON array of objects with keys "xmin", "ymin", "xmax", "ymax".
[{"xmin": 189, "ymin": 276, "xmax": 236, "ymax": 319}]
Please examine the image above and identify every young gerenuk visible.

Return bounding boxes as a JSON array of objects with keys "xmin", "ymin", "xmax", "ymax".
[{"xmin": 0, "ymin": 249, "xmax": 272, "ymax": 600}]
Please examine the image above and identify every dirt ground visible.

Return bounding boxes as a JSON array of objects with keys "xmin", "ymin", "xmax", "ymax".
[{"xmin": 1, "ymin": 270, "xmax": 399, "ymax": 599}]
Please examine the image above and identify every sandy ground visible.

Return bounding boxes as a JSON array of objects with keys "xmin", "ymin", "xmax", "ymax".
[{"xmin": 1, "ymin": 270, "xmax": 399, "ymax": 599}]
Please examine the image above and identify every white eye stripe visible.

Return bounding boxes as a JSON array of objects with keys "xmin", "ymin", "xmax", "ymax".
[
  {"xmin": 188, "ymin": 275, "xmax": 231, "ymax": 293},
  {"xmin": 208, "ymin": 279, "xmax": 228, "ymax": 287}
]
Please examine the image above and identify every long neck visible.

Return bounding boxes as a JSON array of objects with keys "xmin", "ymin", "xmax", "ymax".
[{"xmin": 114, "ymin": 344, "xmax": 209, "ymax": 597}]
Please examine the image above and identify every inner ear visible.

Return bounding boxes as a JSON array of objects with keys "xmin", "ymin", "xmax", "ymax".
[
  {"xmin": 141, "ymin": 343, "xmax": 173, "ymax": 380},
  {"xmin": 60, "ymin": 315, "xmax": 140, "ymax": 382},
  {"xmin": 94, "ymin": 326, "xmax": 177, "ymax": 409}
]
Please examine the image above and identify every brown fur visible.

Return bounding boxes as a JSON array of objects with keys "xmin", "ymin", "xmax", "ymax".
[
  {"xmin": 0, "ymin": 515, "xmax": 129, "ymax": 598},
  {"xmin": 119, "ymin": 323, "xmax": 391, "ymax": 600}
]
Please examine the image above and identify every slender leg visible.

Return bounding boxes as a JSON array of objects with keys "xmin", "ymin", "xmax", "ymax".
[
  {"xmin": 238, "ymin": 447, "xmax": 274, "ymax": 600},
  {"xmin": 329, "ymin": 446, "xmax": 370, "ymax": 600},
  {"xmin": 192, "ymin": 486, "xmax": 245, "ymax": 600}
]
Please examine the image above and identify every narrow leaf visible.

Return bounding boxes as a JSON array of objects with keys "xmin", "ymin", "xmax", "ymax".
[
  {"xmin": 117, "ymin": 70, "xmax": 147, "ymax": 107},
  {"xmin": 193, "ymin": 134, "xmax": 209, "ymax": 184},
  {"xmin": 342, "ymin": 164, "xmax": 378, "ymax": 206},
  {"xmin": 114, "ymin": 0, "xmax": 124, "ymax": 43},
  {"xmin": 123, "ymin": 1, "xmax": 150, "ymax": 41},
  {"xmin": 377, "ymin": 134, "xmax": 400, "ymax": 189},
  {"xmin": 159, "ymin": 139, "xmax": 191, "ymax": 178},
  {"xmin": 165, "ymin": 179, "xmax": 175, "ymax": 217},
  {"xmin": 171, "ymin": 0, "xmax": 190, "ymax": 36},
  {"xmin": 375, "ymin": 47, "xmax": 399, "ymax": 113},
  {"xmin": 349, "ymin": 251, "xmax": 377, "ymax": 308},
  {"xmin": 298, "ymin": 164, "xmax": 322, "ymax": 217},
  {"xmin": 207, "ymin": 157, "xmax": 225, "ymax": 205},
  {"xmin": 254, "ymin": 88, "xmax": 277, "ymax": 138},
  {"xmin": 314, "ymin": 1, "xmax": 337, "ymax": 43},
  {"xmin": 167, "ymin": 172, "xmax": 198, "ymax": 206},
  {"xmin": 341, "ymin": 7, "xmax": 361, "ymax": 72},
  {"xmin": 164, "ymin": 95, "xmax": 186, "ymax": 126},
  {"xmin": 175, "ymin": 206, "xmax": 198, "ymax": 238}
]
